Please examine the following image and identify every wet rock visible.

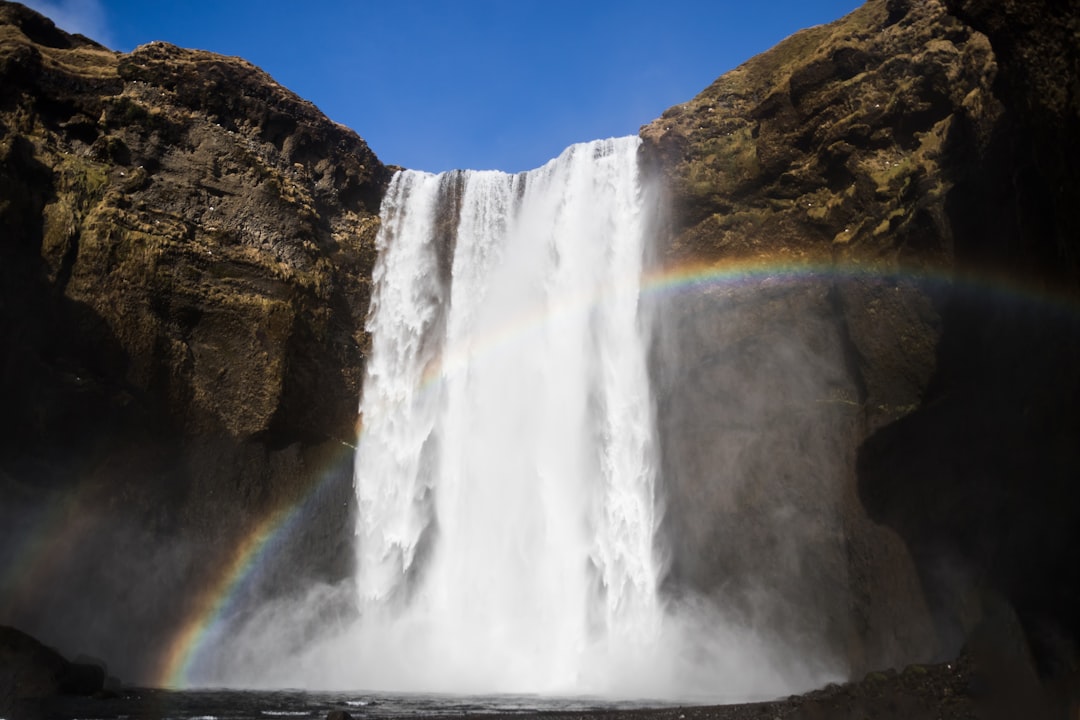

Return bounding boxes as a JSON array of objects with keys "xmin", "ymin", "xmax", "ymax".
[
  {"xmin": 0, "ymin": 625, "xmax": 68, "ymax": 700},
  {"xmin": 58, "ymin": 660, "xmax": 105, "ymax": 696}
]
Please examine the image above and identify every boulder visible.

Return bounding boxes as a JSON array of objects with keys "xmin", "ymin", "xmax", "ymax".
[{"xmin": 0, "ymin": 625, "xmax": 105, "ymax": 699}]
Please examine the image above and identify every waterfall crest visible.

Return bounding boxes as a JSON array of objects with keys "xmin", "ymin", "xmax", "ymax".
[
  {"xmin": 213, "ymin": 137, "xmax": 839, "ymax": 701},
  {"xmin": 352, "ymin": 136, "xmax": 661, "ymax": 694}
]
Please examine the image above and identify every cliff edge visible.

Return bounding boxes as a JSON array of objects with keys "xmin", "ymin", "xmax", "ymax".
[
  {"xmin": 1, "ymin": 0, "xmax": 1078, "ymax": 710},
  {"xmin": 642, "ymin": 0, "xmax": 1079, "ymax": 711},
  {"xmin": 0, "ymin": 1, "xmax": 389, "ymax": 682}
]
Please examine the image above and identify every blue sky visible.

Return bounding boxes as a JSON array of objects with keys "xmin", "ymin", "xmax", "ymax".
[{"xmin": 24, "ymin": 0, "xmax": 861, "ymax": 173}]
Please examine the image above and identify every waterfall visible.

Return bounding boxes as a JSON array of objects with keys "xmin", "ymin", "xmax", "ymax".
[{"xmin": 352, "ymin": 136, "xmax": 661, "ymax": 694}]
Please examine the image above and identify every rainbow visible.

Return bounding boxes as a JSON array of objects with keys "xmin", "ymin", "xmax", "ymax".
[
  {"xmin": 640, "ymin": 254, "xmax": 1077, "ymax": 308},
  {"xmin": 151, "ymin": 253, "xmax": 1078, "ymax": 688},
  {"xmin": 415, "ymin": 254, "xmax": 1078, "ymax": 390},
  {"xmin": 154, "ymin": 440, "xmax": 355, "ymax": 689},
  {"xmin": 0, "ymin": 481, "xmax": 103, "ymax": 619}
]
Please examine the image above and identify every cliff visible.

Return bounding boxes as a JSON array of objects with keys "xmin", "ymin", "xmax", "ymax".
[
  {"xmin": 1, "ymin": 0, "xmax": 1078, "ymax": 709},
  {"xmin": 641, "ymin": 0, "xmax": 1079, "ymax": 705},
  {"xmin": 0, "ymin": 1, "xmax": 389, "ymax": 681}
]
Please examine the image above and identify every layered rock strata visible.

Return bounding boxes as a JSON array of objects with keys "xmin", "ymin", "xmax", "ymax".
[
  {"xmin": 1, "ymin": 0, "xmax": 1078, "ymax": 707},
  {"xmin": 0, "ymin": 1, "xmax": 388, "ymax": 681},
  {"xmin": 641, "ymin": 0, "xmax": 1079, "ymax": 701}
]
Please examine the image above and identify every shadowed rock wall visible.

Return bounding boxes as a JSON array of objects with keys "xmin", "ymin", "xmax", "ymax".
[
  {"xmin": 3, "ymin": 0, "xmax": 1079, "ymax": 701},
  {"xmin": 0, "ymin": 2, "xmax": 389, "ymax": 682},
  {"xmin": 641, "ymin": 0, "xmax": 1080, "ymax": 693}
]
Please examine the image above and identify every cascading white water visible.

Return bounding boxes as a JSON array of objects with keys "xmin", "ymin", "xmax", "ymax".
[
  {"xmin": 213, "ymin": 137, "xmax": 838, "ymax": 700},
  {"xmin": 352, "ymin": 136, "xmax": 661, "ymax": 694}
]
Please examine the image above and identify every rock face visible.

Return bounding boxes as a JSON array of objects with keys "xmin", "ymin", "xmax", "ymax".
[
  {"xmin": 0, "ymin": 624, "xmax": 106, "ymax": 719},
  {"xmin": 642, "ymin": 0, "xmax": 1079, "ymax": 698},
  {"xmin": 2, "ymin": 0, "xmax": 1078, "ymax": 704},
  {"xmin": 0, "ymin": 1, "xmax": 388, "ymax": 681}
]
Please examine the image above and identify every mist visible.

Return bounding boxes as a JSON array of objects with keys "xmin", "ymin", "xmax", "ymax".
[{"xmin": 171, "ymin": 138, "xmax": 857, "ymax": 702}]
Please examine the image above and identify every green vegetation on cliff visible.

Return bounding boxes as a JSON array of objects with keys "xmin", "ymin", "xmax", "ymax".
[
  {"xmin": 1, "ymin": 0, "xmax": 1078, "ymax": 714},
  {"xmin": 0, "ymin": 0, "xmax": 388, "ymax": 682},
  {"xmin": 641, "ymin": 0, "xmax": 1080, "ymax": 713}
]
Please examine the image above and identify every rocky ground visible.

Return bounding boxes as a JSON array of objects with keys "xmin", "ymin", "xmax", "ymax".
[
  {"xmin": 0, "ymin": 660, "xmax": 1031, "ymax": 720},
  {"xmin": 0, "ymin": 659, "xmax": 995, "ymax": 720},
  {"xmin": 4, "ymin": 620, "xmax": 1071, "ymax": 720}
]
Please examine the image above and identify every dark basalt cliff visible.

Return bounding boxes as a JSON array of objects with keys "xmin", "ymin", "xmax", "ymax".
[
  {"xmin": 642, "ymin": 0, "xmax": 1079, "ymax": 709},
  {"xmin": 0, "ymin": 1, "xmax": 389, "ymax": 681},
  {"xmin": 1, "ymin": 0, "xmax": 1078, "ymax": 712}
]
